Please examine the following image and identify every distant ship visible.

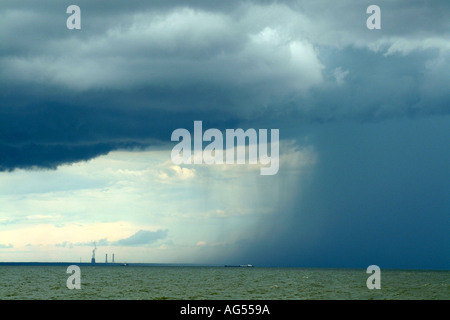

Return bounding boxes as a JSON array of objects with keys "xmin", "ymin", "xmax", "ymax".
[{"xmin": 224, "ymin": 264, "xmax": 253, "ymax": 267}]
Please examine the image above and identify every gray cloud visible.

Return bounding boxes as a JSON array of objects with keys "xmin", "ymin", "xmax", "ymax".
[
  {"xmin": 65, "ymin": 229, "xmax": 168, "ymax": 248},
  {"xmin": 114, "ymin": 229, "xmax": 168, "ymax": 246},
  {"xmin": 0, "ymin": 0, "xmax": 448, "ymax": 174}
]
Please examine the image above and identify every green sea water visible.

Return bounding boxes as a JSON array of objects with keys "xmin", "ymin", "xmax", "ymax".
[{"xmin": 0, "ymin": 266, "xmax": 448, "ymax": 300}]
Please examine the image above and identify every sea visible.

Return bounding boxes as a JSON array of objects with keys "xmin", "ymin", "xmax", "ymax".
[{"xmin": 0, "ymin": 265, "xmax": 448, "ymax": 300}]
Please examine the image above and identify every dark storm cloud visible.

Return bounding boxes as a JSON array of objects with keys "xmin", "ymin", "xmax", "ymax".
[
  {"xmin": 0, "ymin": 1, "xmax": 449, "ymax": 162},
  {"xmin": 0, "ymin": 0, "xmax": 322, "ymax": 170},
  {"xmin": 0, "ymin": 99, "xmax": 239, "ymax": 170},
  {"xmin": 1, "ymin": 1, "xmax": 448, "ymax": 172}
]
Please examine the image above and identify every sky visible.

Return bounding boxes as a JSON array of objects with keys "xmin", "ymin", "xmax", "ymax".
[{"xmin": 0, "ymin": 0, "xmax": 449, "ymax": 269}]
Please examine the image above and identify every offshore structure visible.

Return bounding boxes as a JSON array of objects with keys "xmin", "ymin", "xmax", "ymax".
[
  {"xmin": 105, "ymin": 253, "xmax": 115, "ymax": 263},
  {"xmin": 90, "ymin": 243, "xmax": 117, "ymax": 265},
  {"xmin": 91, "ymin": 243, "xmax": 96, "ymax": 264}
]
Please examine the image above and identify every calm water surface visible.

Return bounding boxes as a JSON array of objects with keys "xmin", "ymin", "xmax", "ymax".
[{"xmin": 0, "ymin": 266, "xmax": 448, "ymax": 300}]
